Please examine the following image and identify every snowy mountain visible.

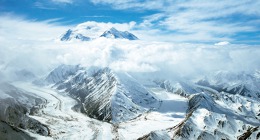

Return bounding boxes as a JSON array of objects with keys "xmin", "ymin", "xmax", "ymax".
[
  {"xmin": 45, "ymin": 64, "xmax": 83, "ymax": 84},
  {"xmin": 1, "ymin": 63, "xmax": 260, "ymax": 139},
  {"xmin": 153, "ymin": 80, "xmax": 203, "ymax": 97},
  {"xmin": 46, "ymin": 65, "xmax": 159, "ymax": 123},
  {"xmin": 42, "ymin": 65, "xmax": 260, "ymax": 139},
  {"xmin": 60, "ymin": 22, "xmax": 138, "ymax": 41},
  {"xmin": 60, "ymin": 29, "xmax": 91, "ymax": 41},
  {"xmin": 137, "ymin": 71, "xmax": 260, "ymax": 140},
  {"xmin": 100, "ymin": 27, "xmax": 139, "ymax": 40},
  {"xmin": 1, "ymin": 10, "xmax": 260, "ymax": 139},
  {"xmin": 197, "ymin": 71, "xmax": 260, "ymax": 99},
  {"xmin": 139, "ymin": 90, "xmax": 260, "ymax": 140}
]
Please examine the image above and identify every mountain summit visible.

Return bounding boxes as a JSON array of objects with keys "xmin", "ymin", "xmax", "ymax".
[
  {"xmin": 60, "ymin": 23, "xmax": 138, "ymax": 41},
  {"xmin": 60, "ymin": 29, "xmax": 91, "ymax": 41},
  {"xmin": 100, "ymin": 27, "xmax": 139, "ymax": 40},
  {"xmin": 44, "ymin": 65, "xmax": 159, "ymax": 123}
]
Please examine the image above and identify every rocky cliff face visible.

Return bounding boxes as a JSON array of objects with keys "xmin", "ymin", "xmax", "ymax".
[{"xmin": 0, "ymin": 83, "xmax": 49, "ymax": 138}]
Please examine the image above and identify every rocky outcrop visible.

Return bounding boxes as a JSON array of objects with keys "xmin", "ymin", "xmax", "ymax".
[{"xmin": 0, "ymin": 83, "xmax": 49, "ymax": 136}]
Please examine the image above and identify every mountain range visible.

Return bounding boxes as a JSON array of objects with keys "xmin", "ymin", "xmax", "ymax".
[
  {"xmin": 60, "ymin": 24, "xmax": 139, "ymax": 41},
  {"xmin": 0, "ymin": 22, "xmax": 259, "ymax": 140},
  {"xmin": 1, "ymin": 63, "xmax": 259, "ymax": 139}
]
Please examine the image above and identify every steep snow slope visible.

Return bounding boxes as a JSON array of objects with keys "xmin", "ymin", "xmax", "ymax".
[
  {"xmin": 154, "ymin": 80, "xmax": 203, "ymax": 97},
  {"xmin": 46, "ymin": 65, "xmax": 160, "ymax": 123},
  {"xmin": 44, "ymin": 64, "xmax": 83, "ymax": 84}
]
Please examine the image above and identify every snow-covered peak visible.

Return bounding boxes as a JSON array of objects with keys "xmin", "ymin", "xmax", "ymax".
[
  {"xmin": 44, "ymin": 65, "xmax": 159, "ymax": 123},
  {"xmin": 100, "ymin": 27, "xmax": 139, "ymax": 40},
  {"xmin": 60, "ymin": 29, "xmax": 73, "ymax": 41},
  {"xmin": 60, "ymin": 23, "xmax": 138, "ymax": 41},
  {"xmin": 60, "ymin": 22, "xmax": 104, "ymax": 41},
  {"xmin": 60, "ymin": 29, "xmax": 91, "ymax": 41}
]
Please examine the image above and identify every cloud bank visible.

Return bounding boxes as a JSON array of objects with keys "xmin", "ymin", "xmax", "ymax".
[{"xmin": 0, "ymin": 15, "xmax": 259, "ymax": 81}]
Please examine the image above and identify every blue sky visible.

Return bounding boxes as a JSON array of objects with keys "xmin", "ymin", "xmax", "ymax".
[
  {"xmin": 0, "ymin": 0, "xmax": 260, "ymax": 44},
  {"xmin": 0, "ymin": 0, "xmax": 155, "ymax": 24}
]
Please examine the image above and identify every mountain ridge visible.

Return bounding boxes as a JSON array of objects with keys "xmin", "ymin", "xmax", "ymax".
[
  {"xmin": 44, "ymin": 65, "xmax": 159, "ymax": 123},
  {"xmin": 1, "ymin": 64, "xmax": 260, "ymax": 139},
  {"xmin": 60, "ymin": 24, "xmax": 138, "ymax": 41}
]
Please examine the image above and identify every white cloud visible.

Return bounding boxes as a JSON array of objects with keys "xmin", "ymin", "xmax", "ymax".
[
  {"xmin": 90, "ymin": 0, "xmax": 260, "ymax": 15},
  {"xmin": 90, "ymin": 0, "xmax": 168, "ymax": 10},
  {"xmin": 0, "ymin": 14, "xmax": 68, "ymax": 41},
  {"xmin": 214, "ymin": 41, "xmax": 230, "ymax": 46},
  {"xmin": 34, "ymin": 0, "xmax": 73, "ymax": 10},
  {"xmin": 0, "ymin": 14, "xmax": 69, "ymax": 75},
  {"xmin": 0, "ymin": 15, "xmax": 259, "ymax": 81},
  {"xmin": 90, "ymin": 0, "xmax": 260, "ymax": 43}
]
